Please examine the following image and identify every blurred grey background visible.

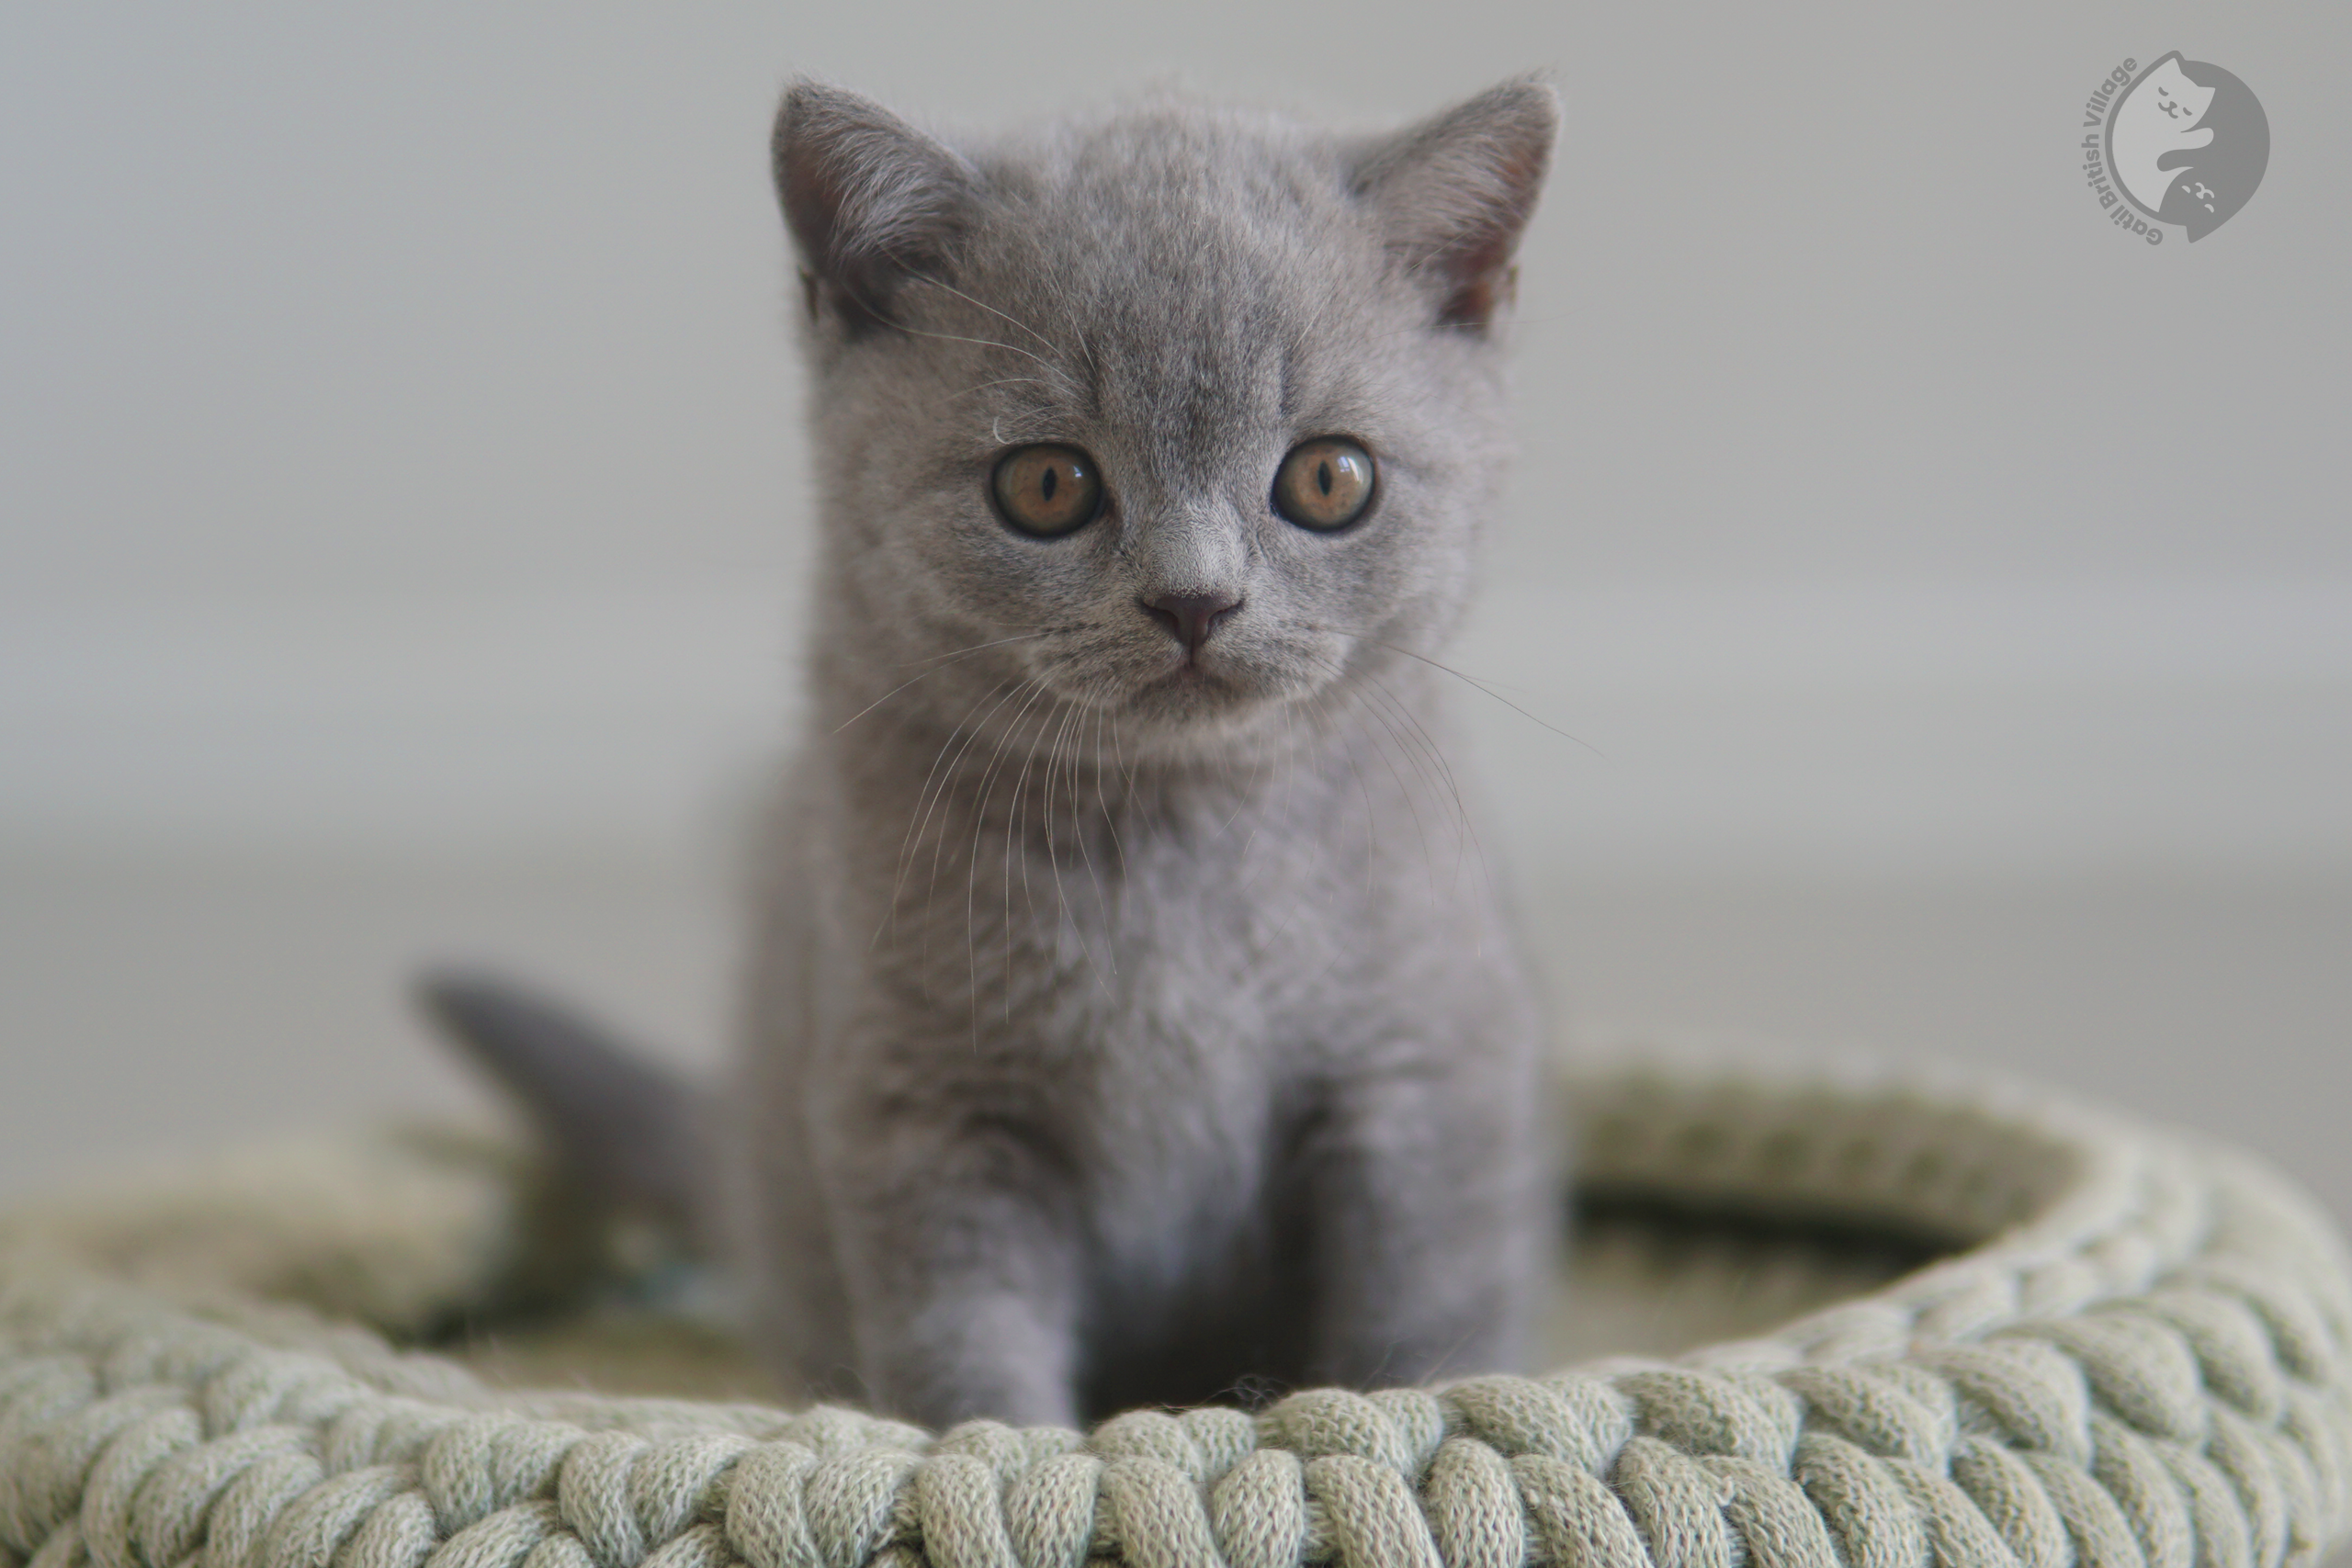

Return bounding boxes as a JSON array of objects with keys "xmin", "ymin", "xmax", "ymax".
[{"xmin": 4, "ymin": 0, "xmax": 2348, "ymax": 1281}]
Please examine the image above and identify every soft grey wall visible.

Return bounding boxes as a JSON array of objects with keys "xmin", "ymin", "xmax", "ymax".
[
  {"xmin": 4, "ymin": 1, "xmax": 2351, "ymax": 1291},
  {"xmin": 4, "ymin": 3, "xmax": 2347, "ymax": 873}
]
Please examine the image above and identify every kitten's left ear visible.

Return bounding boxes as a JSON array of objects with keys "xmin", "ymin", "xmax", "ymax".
[
  {"xmin": 773, "ymin": 80, "xmax": 981, "ymax": 332},
  {"xmin": 1350, "ymin": 77, "xmax": 1559, "ymax": 333}
]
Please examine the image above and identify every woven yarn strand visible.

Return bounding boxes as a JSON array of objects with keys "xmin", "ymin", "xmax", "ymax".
[{"xmin": 4, "ymin": 1063, "xmax": 2350, "ymax": 1568}]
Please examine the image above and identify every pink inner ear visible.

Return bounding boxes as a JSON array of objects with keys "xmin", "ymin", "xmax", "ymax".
[
  {"xmin": 1437, "ymin": 132, "xmax": 1549, "ymax": 331},
  {"xmin": 1439, "ymin": 237, "xmax": 1515, "ymax": 332},
  {"xmin": 776, "ymin": 132, "xmax": 888, "ymax": 326},
  {"xmin": 776, "ymin": 131, "xmax": 854, "ymax": 277}
]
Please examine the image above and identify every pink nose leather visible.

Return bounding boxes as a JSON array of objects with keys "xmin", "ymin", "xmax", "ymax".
[{"xmin": 1140, "ymin": 592, "xmax": 1242, "ymax": 657}]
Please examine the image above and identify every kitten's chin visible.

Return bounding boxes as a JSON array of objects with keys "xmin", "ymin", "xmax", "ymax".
[
  {"xmin": 1112, "ymin": 670, "xmax": 1340, "ymax": 762},
  {"xmin": 1002, "ymin": 668, "xmax": 1253, "ymax": 758}
]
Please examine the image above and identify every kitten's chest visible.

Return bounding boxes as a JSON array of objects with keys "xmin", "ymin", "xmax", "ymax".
[
  {"xmin": 938, "ymin": 803, "xmax": 1321, "ymax": 1153},
  {"xmin": 1004, "ymin": 794, "xmax": 1361, "ymax": 1051},
  {"xmin": 1045, "ymin": 869, "xmax": 1298, "ymax": 1287},
  {"xmin": 855, "ymin": 747, "xmax": 1453, "ymax": 1088}
]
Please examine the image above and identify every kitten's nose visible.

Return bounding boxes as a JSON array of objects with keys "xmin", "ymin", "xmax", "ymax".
[{"xmin": 1139, "ymin": 592, "xmax": 1242, "ymax": 658}]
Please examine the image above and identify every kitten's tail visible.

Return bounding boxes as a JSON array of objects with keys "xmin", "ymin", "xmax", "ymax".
[{"xmin": 417, "ymin": 969, "xmax": 712, "ymax": 1255}]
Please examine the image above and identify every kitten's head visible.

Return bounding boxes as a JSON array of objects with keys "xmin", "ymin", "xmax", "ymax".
[{"xmin": 777, "ymin": 79, "xmax": 1555, "ymax": 762}]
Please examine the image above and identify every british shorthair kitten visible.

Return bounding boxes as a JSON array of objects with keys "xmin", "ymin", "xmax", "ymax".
[{"xmin": 432, "ymin": 74, "xmax": 1559, "ymax": 1430}]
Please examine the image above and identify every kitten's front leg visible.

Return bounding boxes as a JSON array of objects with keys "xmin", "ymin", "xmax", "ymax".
[
  {"xmin": 815, "ymin": 1089, "xmax": 1085, "ymax": 1429},
  {"xmin": 1294, "ymin": 1060, "xmax": 1550, "ymax": 1390}
]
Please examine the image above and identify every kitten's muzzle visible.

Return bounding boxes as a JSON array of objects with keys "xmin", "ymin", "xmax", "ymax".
[{"xmin": 1138, "ymin": 592, "xmax": 1242, "ymax": 661}]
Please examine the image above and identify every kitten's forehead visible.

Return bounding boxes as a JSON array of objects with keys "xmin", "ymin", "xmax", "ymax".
[{"xmin": 962, "ymin": 107, "xmax": 1380, "ymax": 457}]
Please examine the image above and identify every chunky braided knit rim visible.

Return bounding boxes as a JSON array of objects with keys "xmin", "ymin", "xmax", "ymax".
[{"xmin": 3, "ymin": 1059, "xmax": 2349, "ymax": 1568}]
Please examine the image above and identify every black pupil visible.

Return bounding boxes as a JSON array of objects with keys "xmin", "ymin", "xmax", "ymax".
[
  {"xmin": 1317, "ymin": 460, "xmax": 1334, "ymax": 496},
  {"xmin": 1040, "ymin": 466, "xmax": 1058, "ymax": 503}
]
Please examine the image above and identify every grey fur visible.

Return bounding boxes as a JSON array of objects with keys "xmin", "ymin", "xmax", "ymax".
[
  {"xmin": 729, "ymin": 77, "xmax": 1562, "ymax": 1428},
  {"xmin": 421, "ymin": 970, "xmax": 709, "ymax": 1240}
]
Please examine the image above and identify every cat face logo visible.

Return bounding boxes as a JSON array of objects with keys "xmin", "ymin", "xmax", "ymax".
[{"xmin": 2103, "ymin": 53, "xmax": 2269, "ymax": 241}]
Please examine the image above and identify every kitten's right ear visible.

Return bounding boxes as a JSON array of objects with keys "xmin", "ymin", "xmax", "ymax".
[
  {"xmin": 773, "ymin": 81, "xmax": 979, "ymax": 331},
  {"xmin": 1350, "ymin": 77, "xmax": 1559, "ymax": 333}
]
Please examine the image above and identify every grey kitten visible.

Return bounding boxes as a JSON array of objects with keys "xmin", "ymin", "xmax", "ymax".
[{"xmin": 432, "ymin": 74, "xmax": 1558, "ymax": 1431}]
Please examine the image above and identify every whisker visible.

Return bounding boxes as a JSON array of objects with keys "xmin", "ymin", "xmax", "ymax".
[
  {"xmin": 935, "ymin": 376, "xmax": 1057, "ymax": 409},
  {"xmin": 894, "ymin": 676, "xmax": 1034, "ymax": 952},
  {"xmin": 1311, "ymin": 625, "xmax": 1603, "ymax": 757},
  {"xmin": 891, "ymin": 629, "xmax": 1064, "ymax": 670},
  {"xmin": 833, "ymin": 633, "xmax": 1052, "ymax": 735},
  {"xmin": 963, "ymin": 674, "xmax": 1059, "ymax": 1041},
  {"xmin": 961, "ymin": 674, "xmax": 1057, "ymax": 918},
  {"xmin": 1357, "ymin": 672, "xmax": 1453, "ymax": 835},
  {"xmin": 1362, "ymin": 667, "xmax": 1493, "ymax": 920},
  {"xmin": 1040, "ymin": 701, "xmax": 1083, "ymax": 978},
  {"xmin": 1083, "ymin": 705, "xmax": 1122, "ymax": 972},
  {"xmin": 876, "ymin": 674, "xmax": 1011, "ymax": 951},
  {"xmin": 871, "ymin": 312, "xmax": 1061, "ymax": 375},
  {"xmin": 1039, "ymin": 695, "xmax": 1101, "ymax": 991},
  {"xmin": 1001, "ymin": 682, "xmax": 1063, "ymax": 987},
  {"xmin": 829, "ymin": 266, "xmax": 1067, "ymax": 377},
  {"xmin": 1110, "ymin": 709, "xmax": 1139, "ymax": 809},
  {"xmin": 1363, "ymin": 669, "xmax": 1476, "ymax": 867},
  {"xmin": 886, "ymin": 675, "xmax": 1012, "ymax": 904},
  {"xmin": 1303, "ymin": 637, "xmax": 1486, "ymax": 908},
  {"xmin": 899, "ymin": 268, "xmax": 1070, "ymax": 361},
  {"xmin": 1049, "ymin": 702, "xmax": 1113, "ymax": 994},
  {"xmin": 1341, "ymin": 683, "xmax": 1436, "ymax": 897},
  {"xmin": 1093, "ymin": 706, "xmax": 1130, "ymax": 885}
]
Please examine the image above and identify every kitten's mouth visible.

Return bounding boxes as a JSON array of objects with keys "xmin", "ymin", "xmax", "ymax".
[
  {"xmin": 1137, "ymin": 660, "xmax": 1241, "ymax": 701},
  {"xmin": 1028, "ymin": 627, "xmax": 1334, "ymax": 732},
  {"xmin": 1094, "ymin": 629, "xmax": 1344, "ymax": 720},
  {"xmin": 1088, "ymin": 647, "xmax": 1268, "ymax": 727}
]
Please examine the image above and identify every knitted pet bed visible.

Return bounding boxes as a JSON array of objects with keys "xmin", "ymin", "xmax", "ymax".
[{"xmin": 4, "ymin": 1058, "xmax": 2348, "ymax": 1568}]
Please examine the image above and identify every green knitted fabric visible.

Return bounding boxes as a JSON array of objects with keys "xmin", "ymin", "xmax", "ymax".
[{"xmin": 3, "ymin": 1059, "xmax": 2347, "ymax": 1568}]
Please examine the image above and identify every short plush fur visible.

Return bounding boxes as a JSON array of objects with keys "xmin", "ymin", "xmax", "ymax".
[{"xmin": 435, "ymin": 76, "xmax": 1559, "ymax": 1431}]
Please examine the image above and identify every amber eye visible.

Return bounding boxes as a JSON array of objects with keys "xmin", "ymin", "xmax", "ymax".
[
  {"xmin": 991, "ymin": 444, "xmax": 1104, "ymax": 536},
  {"xmin": 1272, "ymin": 437, "xmax": 1376, "ymax": 531}
]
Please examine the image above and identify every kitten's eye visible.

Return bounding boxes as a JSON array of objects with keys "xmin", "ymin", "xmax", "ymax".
[
  {"xmin": 1272, "ymin": 437, "xmax": 1376, "ymax": 531},
  {"xmin": 991, "ymin": 445, "xmax": 1104, "ymax": 536}
]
